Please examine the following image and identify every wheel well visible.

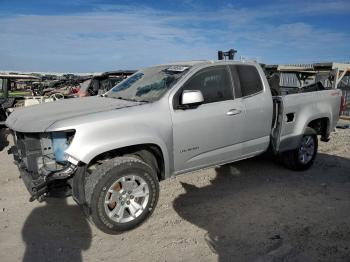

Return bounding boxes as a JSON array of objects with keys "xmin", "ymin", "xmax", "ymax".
[
  {"xmin": 87, "ymin": 144, "xmax": 165, "ymax": 181},
  {"xmin": 0, "ymin": 109, "xmax": 6, "ymax": 122},
  {"xmin": 307, "ymin": 118, "xmax": 329, "ymax": 136}
]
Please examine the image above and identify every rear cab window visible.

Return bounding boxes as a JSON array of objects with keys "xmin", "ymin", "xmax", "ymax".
[{"xmin": 229, "ymin": 65, "xmax": 263, "ymax": 98}]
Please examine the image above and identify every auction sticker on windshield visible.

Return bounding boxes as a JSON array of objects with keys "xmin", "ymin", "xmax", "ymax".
[{"xmin": 165, "ymin": 66, "xmax": 189, "ymax": 72}]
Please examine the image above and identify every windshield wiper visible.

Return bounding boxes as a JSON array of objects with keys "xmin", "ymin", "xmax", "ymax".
[{"xmin": 116, "ymin": 97, "xmax": 148, "ymax": 103}]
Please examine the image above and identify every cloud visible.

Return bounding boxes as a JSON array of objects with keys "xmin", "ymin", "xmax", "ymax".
[{"xmin": 0, "ymin": 1, "xmax": 349, "ymax": 72}]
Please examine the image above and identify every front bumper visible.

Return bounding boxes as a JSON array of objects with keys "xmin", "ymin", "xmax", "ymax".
[
  {"xmin": 18, "ymin": 167, "xmax": 48, "ymax": 201},
  {"xmin": 8, "ymin": 145, "xmax": 47, "ymax": 201}
]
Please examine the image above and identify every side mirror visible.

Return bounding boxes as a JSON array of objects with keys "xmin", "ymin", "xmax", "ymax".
[{"xmin": 180, "ymin": 90, "xmax": 204, "ymax": 109}]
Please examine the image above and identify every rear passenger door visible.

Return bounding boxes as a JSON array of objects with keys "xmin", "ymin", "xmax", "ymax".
[
  {"xmin": 229, "ymin": 65, "xmax": 273, "ymax": 155},
  {"xmin": 171, "ymin": 65, "xmax": 246, "ymax": 173}
]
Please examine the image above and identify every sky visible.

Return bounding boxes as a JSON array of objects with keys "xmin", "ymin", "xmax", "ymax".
[{"xmin": 0, "ymin": 0, "xmax": 349, "ymax": 72}]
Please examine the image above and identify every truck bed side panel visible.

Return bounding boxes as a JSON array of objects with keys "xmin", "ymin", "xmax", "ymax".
[{"xmin": 275, "ymin": 89, "xmax": 341, "ymax": 152}]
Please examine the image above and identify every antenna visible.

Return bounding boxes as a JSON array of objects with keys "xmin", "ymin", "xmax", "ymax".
[{"xmin": 218, "ymin": 49, "xmax": 237, "ymax": 60}]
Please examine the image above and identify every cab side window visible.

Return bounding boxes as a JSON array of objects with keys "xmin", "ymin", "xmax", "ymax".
[
  {"xmin": 182, "ymin": 66, "xmax": 233, "ymax": 104},
  {"xmin": 230, "ymin": 65, "xmax": 263, "ymax": 97}
]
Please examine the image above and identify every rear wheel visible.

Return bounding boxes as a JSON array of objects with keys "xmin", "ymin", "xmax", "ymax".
[
  {"xmin": 282, "ymin": 132, "xmax": 318, "ymax": 171},
  {"xmin": 84, "ymin": 156, "xmax": 159, "ymax": 233}
]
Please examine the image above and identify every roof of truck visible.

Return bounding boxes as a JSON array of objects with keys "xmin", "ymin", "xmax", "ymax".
[
  {"xmin": 160, "ymin": 60, "xmax": 258, "ymax": 68},
  {"xmin": 159, "ymin": 60, "xmax": 212, "ymax": 67}
]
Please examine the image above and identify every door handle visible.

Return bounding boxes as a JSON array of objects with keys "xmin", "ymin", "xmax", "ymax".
[{"xmin": 226, "ymin": 109, "xmax": 241, "ymax": 116}]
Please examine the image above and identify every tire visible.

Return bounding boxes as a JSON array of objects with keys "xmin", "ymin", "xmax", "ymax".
[
  {"xmin": 84, "ymin": 156, "xmax": 159, "ymax": 234},
  {"xmin": 282, "ymin": 130, "xmax": 318, "ymax": 171}
]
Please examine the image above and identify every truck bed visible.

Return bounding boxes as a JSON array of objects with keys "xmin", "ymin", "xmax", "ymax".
[{"xmin": 271, "ymin": 89, "xmax": 342, "ymax": 153}]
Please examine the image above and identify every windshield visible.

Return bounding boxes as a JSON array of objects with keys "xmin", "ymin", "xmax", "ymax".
[{"xmin": 106, "ymin": 65, "xmax": 190, "ymax": 102}]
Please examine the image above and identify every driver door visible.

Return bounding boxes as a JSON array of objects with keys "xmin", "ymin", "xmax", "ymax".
[{"xmin": 171, "ymin": 65, "xmax": 246, "ymax": 173}]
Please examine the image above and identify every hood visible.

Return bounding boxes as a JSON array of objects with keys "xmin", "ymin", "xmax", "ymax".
[{"xmin": 6, "ymin": 96, "xmax": 140, "ymax": 132}]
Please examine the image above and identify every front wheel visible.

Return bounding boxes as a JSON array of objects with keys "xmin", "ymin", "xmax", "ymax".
[
  {"xmin": 84, "ymin": 157, "xmax": 159, "ymax": 234},
  {"xmin": 282, "ymin": 132, "xmax": 318, "ymax": 171}
]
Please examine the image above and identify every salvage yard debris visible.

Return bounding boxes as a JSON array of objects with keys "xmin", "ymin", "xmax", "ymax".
[{"xmin": 0, "ymin": 70, "xmax": 136, "ymax": 124}]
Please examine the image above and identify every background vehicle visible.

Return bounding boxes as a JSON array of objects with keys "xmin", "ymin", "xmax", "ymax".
[
  {"xmin": 0, "ymin": 74, "xmax": 40, "ymax": 126},
  {"xmin": 77, "ymin": 70, "xmax": 136, "ymax": 97},
  {"xmin": 6, "ymin": 60, "xmax": 342, "ymax": 233},
  {"xmin": 0, "ymin": 70, "xmax": 136, "ymax": 126}
]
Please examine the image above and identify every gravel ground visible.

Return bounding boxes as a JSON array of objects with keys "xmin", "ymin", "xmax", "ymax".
[{"xmin": 0, "ymin": 126, "xmax": 349, "ymax": 262}]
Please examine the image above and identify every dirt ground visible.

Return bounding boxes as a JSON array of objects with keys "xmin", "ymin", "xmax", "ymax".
[{"xmin": 0, "ymin": 126, "xmax": 349, "ymax": 262}]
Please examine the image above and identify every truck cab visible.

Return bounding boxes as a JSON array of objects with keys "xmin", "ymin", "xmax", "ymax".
[{"xmin": 169, "ymin": 61, "xmax": 273, "ymax": 173}]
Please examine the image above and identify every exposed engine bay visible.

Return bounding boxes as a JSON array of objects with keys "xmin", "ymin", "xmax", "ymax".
[{"xmin": 10, "ymin": 131, "xmax": 76, "ymax": 201}]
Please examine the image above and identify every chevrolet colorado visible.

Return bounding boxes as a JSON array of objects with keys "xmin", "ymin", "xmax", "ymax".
[{"xmin": 5, "ymin": 60, "xmax": 342, "ymax": 233}]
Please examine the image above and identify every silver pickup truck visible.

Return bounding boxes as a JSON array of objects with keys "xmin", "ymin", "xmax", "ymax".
[{"xmin": 5, "ymin": 60, "xmax": 342, "ymax": 233}]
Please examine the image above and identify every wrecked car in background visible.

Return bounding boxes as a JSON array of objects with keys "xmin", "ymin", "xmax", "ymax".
[
  {"xmin": 5, "ymin": 60, "xmax": 342, "ymax": 234},
  {"xmin": 37, "ymin": 73, "xmax": 93, "ymax": 98},
  {"xmin": 30, "ymin": 70, "xmax": 136, "ymax": 98},
  {"xmin": 0, "ymin": 73, "xmax": 81, "ymax": 124},
  {"xmin": 0, "ymin": 74, "xmax": 42, "ymax": 125},
  {"xmin": 0, "ymin": 70, "xmax": 136, "ymax": 124},
  {"xmin": 77, "ymin": 70, "xmax": 136, "ymax": 97}
]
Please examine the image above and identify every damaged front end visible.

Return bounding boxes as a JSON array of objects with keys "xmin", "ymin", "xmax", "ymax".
[{"xmin": 8, "ymin": 131, "xmax": 77, "ymax": 202}]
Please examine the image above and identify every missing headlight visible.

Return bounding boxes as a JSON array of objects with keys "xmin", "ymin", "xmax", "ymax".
[{"xmin": 52, "ymin": 131, "xmax": 75, "ymax": 163}]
